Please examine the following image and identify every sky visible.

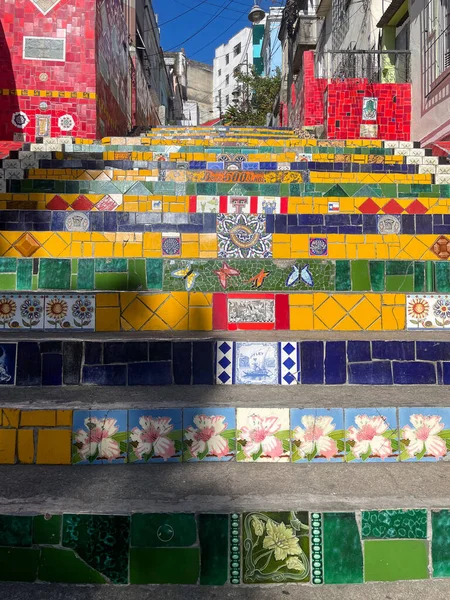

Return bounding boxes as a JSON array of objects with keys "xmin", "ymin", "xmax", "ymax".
[{"xmin": 152, "ymin": 0, "xmax": 276, "ymax": 65}]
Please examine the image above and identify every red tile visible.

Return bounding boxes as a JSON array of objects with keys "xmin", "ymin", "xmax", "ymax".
[
  {"xmin": 358, "ymin": 198, "xmax": 380, "ymax": 214},
  {"xmin": 275, "ymin": 294, "xmax": 290, "ymax": 330},
  {"xmin": 72, "ymin": 195, "xmax": 93, "ymax": 211},
  {"xmin": 212, "ymin": 293, "xmax": 227, "ymax": 330},
  {"xmin": 46, "ymin": 195, "xmax": 69, "ymax": 210},
  {"xmin": 382, "ymin": 199, "xmax": 404, "ymax": 214},
  {"xmin": 405, "ymin": 199, "xmax": 428, "ymax": 214}
]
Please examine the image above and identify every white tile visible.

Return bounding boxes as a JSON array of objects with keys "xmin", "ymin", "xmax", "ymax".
[
  {"xmin": 399, "ymin": 141, "xmax": 414, "ymax": 148},
  {"xmin": 436, "ymin": 174, "xmax": 450, "ymax": 184},
  {"xmin": 437, "ymin": 165, "xmax": 450, "ymax": 174},
  {"xmin": 0, "ymin": 295, "xmax": 45, "ymax": 330},
  {"xmin": 419, "ymin": 164, "xmax": 436, "ymax": 174},
  {"xmin": 384, "ymin": 141, "xmax": 399, "ymax": 148},
  {"xmin": 235, "ymin": 342, "xmax": 278, "ymax": 385},
  {"xmin": 406, "ymin": 156, "xmax": 422, "ymax": 165},
  {"xmin": 423, "ymin": 156, "xmax": 439, "ymax": 165},
  {"xmin": 406, "ymin": 295, "xmax": 450, "ymax": 330},
  {"xmin": 44, "ymin": 294, "xmax": 95, "ymax": 331}
]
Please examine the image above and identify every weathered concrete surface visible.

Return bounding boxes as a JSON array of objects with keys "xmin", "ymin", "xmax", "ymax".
[{"xmin": 1, "ymin": 581, "xmax": 450, "ymax": 599}]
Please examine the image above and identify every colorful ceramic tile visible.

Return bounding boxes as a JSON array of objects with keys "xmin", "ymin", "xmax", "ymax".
[
  {"xmin": 362, "ymin": 509, "xmax": 427, "ymax": 539},
  {"xmin": 257, "ymin": 196, "xmax": 281, "ymax": 214},
  {"xmin": 162, "ymin": 233, "xmax": 181, "ymax": 257},
  {"xmin": 183, "ymin": 408, "xmax": 236, "ymax": 461},
  {"xmin": 279, "ymin": 341, "xmax": 299, "ymax": 385},
  {"xmin": 242, "ymin": 511, "xmax": 310, "ymax": 583},
  {"xmin": 217, "ymin": 214, "xmax": 272, "ymax": 259},
  {"xmin": 407, "ymin": 295, "xmax": 450, "ymax": 330},
  {"xmin": 230, "ymin": 514, "xmax": 241, "ymax": 584},
  {"xmin": 431, "ymin": 236, "xmax": 450, "ymax": 260},
  {"xmin": 0, "ymin": 294, "xmax": 44, "ymax": 330},
  {"xmin": 72, "ymin": 410, "xmax": 127, "ymax": 465},
  {"xmin": 236, "ymin": 408, "xmax": 290, "ymax": 462},
  {"xmin": 364, "ymin": 540, "xmax": 429, "ymax": 582},
  {"xmin": 44, "ymin": 295, "xmax": 95, "ymax": 330},
  {"xmin": 377, "ymin": 214, "xmax": 401, "ymax": 234},
  {"xmin": 399, "ymin": 407, "xmax": 450, "ymax": 461},
  {"xmin": 310, "ymin": 513, "xmax": 323, "ymax": 584},
  {"xmin": 362, "ymin": 97, "xmax": 378, "ymax": 121},
  {"xmin": 0, "ymin": 344, "xmax": 16, "ymax": 384},
  {"xmin": 345, "ymin": 407, "xmax": 398, "ymax": 462},
  {"xmin": 309, "ymin": 237, "xmax": 328, "ymax": 257},
  {"xmin": 432, "ymin": 509, "xmax": 450, "ymax": 577},
  {"xmin": 291, "ymin": 408, "xmax": 344, "ymax": 462},
  {"xmin": 235, "ymin": 342, "xmax": 279, "ymax": 385},
  {"xmin": 196, "ymin": 195, "xmax": 219, "ymax": 212},
  {"xmin": 128, "ymin": 409, "xmax": 182, "ymax": 463},
  {"xmin": 228, "ymin": 298, "xmax": 275, "ymax": 324},
  {"xmin": 216, "ymin": 340, "xmax": 234, "ymax": 384}
]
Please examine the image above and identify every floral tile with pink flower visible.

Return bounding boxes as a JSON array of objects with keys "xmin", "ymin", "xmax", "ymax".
[
  {"xmin": 345, "ymin": 408, "xmax": 398, "ymax": 462},
  {"xmin": 291, "ymin": 409, "xmax": 344, "ymax": 462},
  {"xmin": 129, "ymin": 409, "xmax": 182, "ymax": 463},
  {"xmin": 236, "ymin": 408, "xmax": 290, "ymax": 462},
  {"xmin": 44, "ymin": 294, "xmax": 95, "ymax": 330},
  {"xmin": 72, "ymin": 410, "xmax": 128, "ymax": 465},
  {"xmin": 399, "ymin": 407, "xmax": 450, "ymax": 461},
  {"xmin": 407, "ymin": 295, "xmax": 450, "ymax": 330},
  {"xmin": 183, "ymin": 408, "xmax": 236, "ymax": 461}
]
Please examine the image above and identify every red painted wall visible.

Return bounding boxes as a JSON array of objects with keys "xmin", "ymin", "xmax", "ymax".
[{"xmin": 291, "ymin": 51, "xmax": 326, "ymax": 129}]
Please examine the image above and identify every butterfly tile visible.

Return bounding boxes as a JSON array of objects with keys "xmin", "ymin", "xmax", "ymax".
[
  {"xmin": 235, "ymin": 342, "xmax": 278, "ymax": 385},
  {"xmin": 399, "ymin": 407, "xmax": 450, "ymax": 461},
  {"xmin": 236, "ymin": 408, "xmax": 290, "ymax": 462},
  {"xmin": 183, "ymin": 408, "xmax": 235, "ymax": 461},
  {"xmin": 170, "ymin": 262, "xmax": 198, "ymax": 292},
  {"xmin": 72, "ymin": 410, "xmax": 128, "ymax": 465},
  {"xmin": 0, "ymin": 295, "xmax": 44, "ymax": 330},
  {"xmin": 216, "ymin": 340, "xmax": 234, "ymax": 384},
  {"xmin": 129, "ymin": 409, "xmax": 182, "ymax": 463},
  {"xmin": 279, "ymin": 341, "xmax": 299, "ymax": 385},
  {"xmin": 44, "ymin": 295, "xmax": 95, "ymax": 331},
  {"xmin": 291, "ymin": 408, "xmax": 344, "ymax": 462},
  {"xmin": 345, "ymin": 407, "xmax": 398, "ymax": 462}
]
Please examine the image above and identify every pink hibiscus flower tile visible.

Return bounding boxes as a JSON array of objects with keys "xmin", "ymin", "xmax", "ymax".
[
  {"xmin": 183, "ymin": 408, "xmax": 236, "ymax": 461},
  {"xmin": 236, "ymin": 408, "xmax": 290, "ymax": 462},
  {"xmin": 399, "ymin": 407, "xmax": 450, "ymax": 461},
  {"xmin": 345, "ymin": 408, "xmax": 398, "ymax": 463},
  {"xmin": 291, "ymin": 408, "xmax": 344, "ymax": 462},
  {"xmin": 129, "ymin": 409, "xmax": 182, "ymax": 463}
]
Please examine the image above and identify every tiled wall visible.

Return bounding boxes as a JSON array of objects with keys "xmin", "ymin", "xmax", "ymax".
[{"xmin": 0, "ymin": 509, "xmax": 449, "ymax": 584}]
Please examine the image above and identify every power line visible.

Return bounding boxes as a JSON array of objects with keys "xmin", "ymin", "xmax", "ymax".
[
  {"xmin": 172, "ymin": 0, "xmax": 252, "ymax": 16},
  {"xmin": 157, "ymin": 0, "xmax": 210, "ymax": 27}
]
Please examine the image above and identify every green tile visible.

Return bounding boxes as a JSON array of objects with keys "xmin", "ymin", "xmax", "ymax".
[
  {"xmin": 33, "ymin": 515, "xmax": 61, "ymax": 545},
  {"xmin": 77, "ymin": 259, "xmax": 95, "ymax": 289},
  {"xmin": 16, "ymin": 259, "xmax": 32, "ymax": 290},
  {"xmin": 323, "ymin": 512, "xmax": 363, "ymax": 584},
  {"xmin": 364, "ymin": 540, "xmax": 429, "ymax": 581},
  {"xmin": 71, "ymin": 259, "xmax": 78, "ymax": 275},
  {"xmin": 199, "ymin": 514, "xmax": 229, "ymax": 585},
  {"xmin": 0, "ymin": 547, "xmax": 39, "ymax": 582},
  {"xmin": 127, "ymin": 259, "xmax": 146, "ymax": 290},
  {"xmin": 432, "ymin": 509, "xmax": 450, "ymax": 577},
  {"xmin": 197, "ymin": 183, "xmax": 216, "ymax": 195},
  {"xmin": 95, "ymin": 273, "xmax": 128, "ymax": 290},
  {"xmin": 0, "ymin": 274, "xmax": 16, "ymax": 290},
  {"xmin": 323, "ymin": 184, "xmax": 348, "ymax": 197},
  {"xmin": 131, "ymin": 513, "xmax": 197, "ymax": 547},
  {"xmin": 0, "ymin": 259, "xmax": 17, "ymax": 273},
  {"xmin": 38, "ymin": 548, "xmax": 107, "ymax": 583},
  {"xmin": 351, "ymin": 260, "xmax": 370, "ymax": 291},
  {"xmin": 386, "ymin": 261, "xmax": 413, "ymax": 275},
  {"xmin": 146, "ymin": 259, "xmax": 163, "ymax": 290},
  {"xmin": 95, "ymin": 259, "xmax": 128, "ymax": 273},
  {"xmin": 362, "ymin": 509, "xmax": 427, "ymax": 539},
  {"xmin": 38, "ymin": 259, "xmax": 71, "ymax": 290},
  {"xmin": 385, "ymin": 274, "xmax": 414, "ymax": 292},
  {"xmin": 32, "ymin": 275, "xmax": 38, "ymax": 290},
  {"xmin": 435, "ymin": 262, "xmax": 450, "ymax": 293},
  {"xmin": 335, "ymin": 260, "xmax": 351, "ymax": 291},
  {"xmin": 414, "ymin": 262, "xmax": 426, "ymax": 292},
  {"xmin": 369, "ymin": 261, "xmax": 385, "ymax": 291},
  {"xmin": 70, "ymin": 274, "xmax": 77, "ymax": 290},
  {"xmin": 0, "ymin": 515, "xmax": 32, "ymax": 546},
  {"xmin": 130, "ymin": 548, "xmax": 200, "ymax": 584}
]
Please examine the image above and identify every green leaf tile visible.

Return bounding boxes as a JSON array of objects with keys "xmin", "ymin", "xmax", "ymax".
[
  {"xmin": 0, "ymin": 547, "xmax": 39, "ymax": 581},
  {"xmin": 386, "ymin": 261, "xmax": 413, "ymax": 275},
  {"xmin": 432, "ymin": 509, "xmax": 450, "ymax": 577},
  {"xmin": 38, "ymin": 547, "xmax": 107, "ymax": 583},
  {"xmin": 323, "ymin": 512, "xmax": 363, "ymax": 584},
  {"xmin": 38, "ymin": 259, "xmax": 71, "ymax": 290},
  {"xmin": 435, "ymin": 262, "xmax": 450, "ymax": 293},
  {"xmin": 95, "ymin": 273, "xmax": 128, "ymax": 290},
  {"xmin": 0, "ymin": 274, "xmax": 16, "ymax": 290},
  {"xmin": 128, "ymin": 259, "xmax": 147, "ymax": 290},
  {"xmin": 414, "ymin": 262, "xmax": 426, "ymax": 292},
  {"xmin": 0, "ymin": 259, "xmax": 17, "ymax": 273},
  {"xmin": 385, "ymin": 274, "xmax": 414, "ymax": 292},
  {"xmin": 131, "ymin": 513, "xmax": 197, "ymax": 548},
  {"xmin": 364, "ymin": 540, "xmax": 429, "ymax": 582},
  {"xmin": 33, "ymin": 515, "xmax": 62, "ymax": 545},
  {"xmin": 362, "ymin": 509, "xmax": 427, "ymax": 539},
  {"xmin": 199, "ymin": 514, "xmax": 229, "ymax": 585},
  {"xmin": 0, "ymin": 515, "xmax": 32, "ymax": 546},
  {"xmin": 130, "ymin": 548, "xmax": 200, "ymax": 584}
]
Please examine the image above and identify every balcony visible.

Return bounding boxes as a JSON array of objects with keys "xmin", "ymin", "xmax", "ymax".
[
  {"xmin": 292, "ymin": 15, "xmax": 321, "ymax": 74},
  {"xmin": 316, "ymin": 50, "xmax": 411, "ymax": 84}
]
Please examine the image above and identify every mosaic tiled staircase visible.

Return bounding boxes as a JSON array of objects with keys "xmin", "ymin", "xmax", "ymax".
[{"xmin": 2, "ymin": 127, "xmax": 450, "ymax": 592}]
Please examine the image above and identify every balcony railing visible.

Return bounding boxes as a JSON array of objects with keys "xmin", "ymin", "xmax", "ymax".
[{"xmin": 316, "ymin": 50, "xmax": 411, "ymax": 83}]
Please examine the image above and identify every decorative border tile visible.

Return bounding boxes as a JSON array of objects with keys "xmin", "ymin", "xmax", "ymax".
[{"xmin": 407, "ymin": 295, "xmax": 450, "ymax": 330}]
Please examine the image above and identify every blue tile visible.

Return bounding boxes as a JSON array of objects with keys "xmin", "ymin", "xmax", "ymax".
[
  {"xmin": 40, "ymin": 341, "xmax": 62, "ymax": 353},
  {"xmin": 193, "ymin": 342, "xmax": 214, "ymax": 384},
  {"xmin": 84, "ymin": 342, "xmax": 102, "ymax": 365},
  {"xmin": 0, "ymin": 343, "xmax": 16, "ymax": 385},
  {"xmin": 63, "ymin": 342, "xmax": 82, "ymax": 385},
  {"xmin": 300, "ymin": 341, "xmax": 324, "ymax": 384},
  {"xmin": 372, "ymin": 341, "xmax": 415, "ymax": 361},
  {"xmin": 104, "ymin": 342, "xmax": 148, "ymax": 364},
  {"xmin": 274, "ymin": 214, "xmax": 287, "ymax": 233},
  {"xmin": 173, "ymin": 342, "xmax": 192, "ymax": 384},
  {"xmin": 393, "ymin": 361, "xmax": 436, "ymax": 384},
  {"xmin": 347, "ymin": 341, "xmax": 371, "ymax": 362},
  {"xmin": 265, "ymin": 214, "xmax": 274, "ymax": 233},
  {"xmin": 325, "ymin": 341, "xmax": 346, "ymax": 384},
  {"xmin": 82, "ymin": 365, "xmax": 127, "ymax": 385},
  {"xmin": 128, "ymin": 362, "xmax": 172, "ymax": 385},
  {"xmin": 298, "ymin": 214, "xmax": 323, "ymax": 226},
  {"xmin": 438, "ymin": 361, "xmax": 443, "ymax": 384},
  {"xmin": 348, "ymin": 362, "xmax": 393, "ymax": 385},
  {"xmin": 148, "ymin": 342, "xmax": 172, "ymax": 361},
  {"xmin": 16, "ymin": 341, "xmax": 40, "ymax": 386},
  {"xmin": 416, "ymin": 341, "xmax": 450, "ymax": 361},
  {"xmin": 402, "ymin": 215, "xmax": 415, "ymax": 234},
  {"xmin": 416, "ymin": 215, "xmax": 433, "ymax": 234},
  {"xmin": 42, "ymin": 353, "xmax": 62, "ymax": 386}
]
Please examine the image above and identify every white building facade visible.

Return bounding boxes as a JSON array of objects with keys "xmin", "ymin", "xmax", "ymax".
[
  {"xmin": 262, "ymin": 7, "xmax": 284, "ymax": 75},
  {"xmin": 212, "ymin": 27, "xmax": 253, "ymax": 118}
]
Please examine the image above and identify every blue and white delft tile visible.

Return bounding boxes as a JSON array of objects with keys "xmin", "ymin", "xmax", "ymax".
[
  {"xmin": 72, "ymin": 410, "xmax": 128, "ymax": 465},
  {"xmin": 236, "ymin": 407, "xmax": 290, "ymax": 462},
  {"xmin": 279, "ymin": 342, "xmax": 299, "ymax": 385},
  {"xmin": 216, "ymin": 340, "xmax": 234, "ymax": 384},
  {"xmin": 345, "ymin": 407, "xmax": 398, "ymax": 463},
  {"xmin": 44, "ymin": 295, "xmax": 95, "ymax": 331},
  {"xmin": 129, "ymin": 409, "xmax": 182, "ymax": 463},
  {"xmin": 183, "ymin": 407, "xmax": 236, "ymax": 462},
  {"xmin": 0, "ymin": 344, "xmax": 16, "ymax": 384},
  {"xmin": 0, "ymin": 294, "xmax": 45, "ymax": 330},
  {"xmin": 235, "ymin": 342, "xmax": 279, "ymax": 385},
  {"xmin": 217, "ymin": 214, "xmax": 272, "ymax": 259},
  {"xmin": 399, "ymin": 407, "xmax": 450, "ymax": 461},
  {"xmin": 406, "ymin": 295, "xmax": 450, "ymax": 330},
  {"xmin": 291, "ymin": 408, "xmax": 344, "ymax": 462}
]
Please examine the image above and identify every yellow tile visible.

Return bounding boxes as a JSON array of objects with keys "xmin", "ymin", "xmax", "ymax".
[
  {"xmin": 332, "ymin": 314, "xmax": 362, "ymax": 331},
  {"xmin": 2, "ymin": 408, "xmax": 19, "ymax": 428},
  {"xmin": 189, "ymin": 306, "xmax": 212, "ymax": 330},
  {"xmin": 189, "ymin": 292, "xmax": 212, "ymax": 307},
  {"xmin": 94, "ymin": 242, "xmax": 114, "ymax": 257},
  {"xmin": 156, "ymin": 296, "xmax": 188, "ymax": 328},
  {"xmin": 350, "ymin": 298, "xmax": 381, "ymax": 329},
  {"xmin": 36, "ymin": 429, "xmax": 71, "ymax": 465},
  {"xmin": 56, "ymin": 410, "xmax": 73, "ymax": 427},
  {"xmin": 141, "ymin": 313, "xmax": 170, "ymax": 330},
  {"xmin": 17, "ymin": 429, "xmax": 34, "ymax": 464},
  {"xmin": 121, "ymin": 298, "xmax": 152, "ymax": 330},
  {"xmin": 290, "ymin": 306, "xmax": 314, "ymax": 330},
  {"xmin": 96, "ymin": 293, "xmax": 119, "ymax": 307},
  {"xmin": 123, "ymin": 242, "xmax": 142, "ymax": 257},
  {"xmin": 20, "ymin": 410, "xmax": 56, "ymax": 427},
  {"xmin": 272, "ymin": 243, "xmax": 291, "ymax": 259},
  {"xmin": 96, "ymin": 307, "xmax": 121, "ymax": 331},
  {"xmin": 382, "ymin": 305, "xmax": 405, "ymax": 330},
  {"xmin": 199, "ymin": 234, "xmax": 217, "ymax": 253},
  {"xmin": 0, "ymin": 429, "xmax": 16, "ymax": 464},
  {"xmin": 315, "ymin": 297, "xmax": 347, "ymax": 328},
  {"xmin": 181, "ymin": 242, "xmax": 199, "ymax": 258},
  {"xmin": 289, "ymin": 294, "xmax": 314, "ymax": 306}
]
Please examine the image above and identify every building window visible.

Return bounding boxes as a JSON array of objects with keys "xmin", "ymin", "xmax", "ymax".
[
  {"xmin": 424, "ymin": 0, "xmax": 450, "ymax": 93},
  {"xmin": 233, "ymin": 42, "xmax": 241, "ymax": 56},
  {"xmin": 218, "ymin": 69, "xmax": 221, "ymax": 77},
  {"xmin": 225, "ymin": 74, "xmax": 229, "ymax": 85},
  {"xmin": 233, "ymin": 65, "xmax": 241, "ymax": 77},
  {"xmin": 226, "ymin": 53, "xmax": 229, "ymax": 65},
  {"xmin": 226, "ymin": 95, "xmax": 229, "ymax": 105}
]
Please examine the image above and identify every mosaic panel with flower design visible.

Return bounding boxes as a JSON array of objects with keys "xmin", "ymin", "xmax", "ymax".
[
  {"xmin": 72, "ymin": 410, "xmax": 128, "ymax": 465},
  {"xmin": 217, "ymin": 214, "xmax": 272, "ymax": 259},
  {"xmin": 0, "ymin": 294, "xmax": 45, "ymax": 330},
  {"xmin": 345, "ymin": 408, "xmax": 399, "ymax": 462},
  {"xmin": 44, "ymin": 295, "xmax": 95, "ymax": 330},
  {"xmin": 236, "ymin": 408, "xmax": 290, "ymax": 462},
  {"xmin": 129, "ymin": 409, "xmax": 182, "ymax": 463},
  {"xmin": 243, "ymin": 511, "xmax": 310, "ymax": 583},
  {"xmin": 399, "ymin": 407, "xmax": 450, "ymax": 461},
  {"xmin": 183, "ymin": 408, "xmax": 236, "ymax": 462},
  {"xmin": 406, "ymin": 295, "xmax": 450, "ymax": 330},
  {"xmin": 291, "ymin": 408, "xmax": 344, "ymax": 462}
]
